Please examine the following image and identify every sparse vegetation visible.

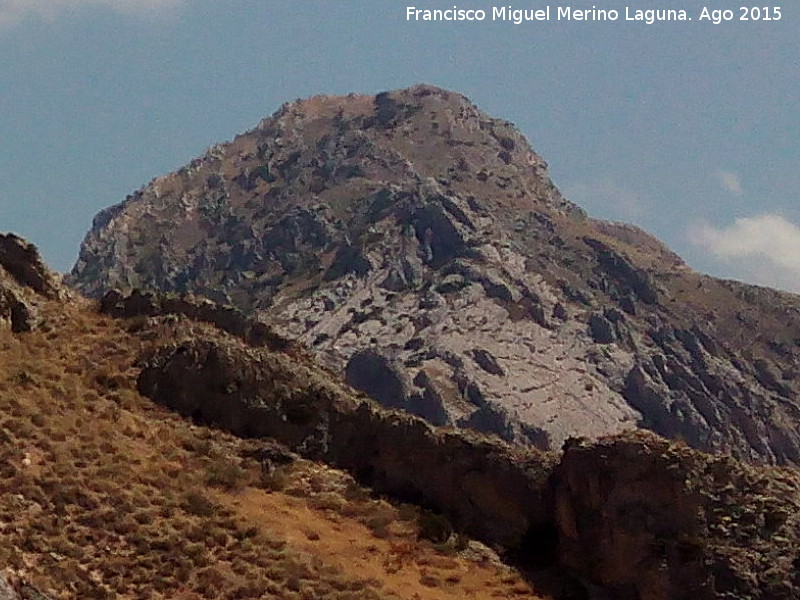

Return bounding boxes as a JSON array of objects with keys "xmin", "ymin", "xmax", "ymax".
[
  {"xmin": 0, "ymin": 298, "xmax": 542, "ymax": 600},
  {"xmin": 418, "ymin": 510, "xmax": 454, "ymax": 544},
  {"xmin": 205, "ymin": 456, "xmax": 247, "ymax": 490}
]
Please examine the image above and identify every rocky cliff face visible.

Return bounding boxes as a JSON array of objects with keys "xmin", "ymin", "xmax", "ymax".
[
  {"xmin": 0, "ymin": 233, "xmax": 62, "ymax": 333},
  {"xmin": 69, "ymin": 85, "xmax": 800, "ymax": 465},
  {"xmin": 137, "ymin": 335, "xmax": 556, "ymax": 550},
  {"xmin": 2, "ymin": 227, "xmax": 796, "ymax": 599},
  {"xmin": 553, "ymin": 434, "xmax": 800, "ymax": 600}
]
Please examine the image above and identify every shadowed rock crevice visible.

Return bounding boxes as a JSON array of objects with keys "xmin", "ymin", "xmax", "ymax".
[{"xmin": 344, "ymin": 349, "xmax": 408, "ymax": 410}]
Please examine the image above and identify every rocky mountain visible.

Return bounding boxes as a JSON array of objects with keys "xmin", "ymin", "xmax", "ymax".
[{"xmin": 70, "ymin": 85, "xmax": 800, "ymax": 466}]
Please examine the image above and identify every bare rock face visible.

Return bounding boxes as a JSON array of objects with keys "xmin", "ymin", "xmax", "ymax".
[
  {"xmin": 0, "ymin": 575, "xmax": 14, "ymax": 600},
  {"xmin": 344, "ymin": 349, "xmax": 411, "ymax": 410},
  {"xmin": 0, "ymin": 234, "xmax": 60, "ymax": 300},
  {"xmin": 69, "ymin": 85, "xmax": 800, "ymax": 465},
  {"xmin": 0, "ymin": 574, "xmax": 54, "ymax": 600},
  {"xmin": 553, "ymin": 432, "xmax": 800, "ymax": 600}
]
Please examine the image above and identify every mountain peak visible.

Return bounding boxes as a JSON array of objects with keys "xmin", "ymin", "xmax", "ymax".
[
  {"xmin": 271, "ymin": 84, "xmax": 470, "ymax": 121},
  {"xmin": 69, "ymin": 86, "xmax": 800, "ymax": 466}
]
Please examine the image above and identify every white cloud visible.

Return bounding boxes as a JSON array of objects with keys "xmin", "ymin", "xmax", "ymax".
[
  {"xmin": 563, "ymin": 179, "xmax": 646, "ymax": 219},
  {"xmin": 0, "ymin": 0, "xmax": 183, "ymax": 25},
  {"xmin": 716, "ymin": 170, "xmax": 744, "ymax": 195},
  {"xmin": 690, "ymin": 213, "xmax": 800, "ymax": 293}
]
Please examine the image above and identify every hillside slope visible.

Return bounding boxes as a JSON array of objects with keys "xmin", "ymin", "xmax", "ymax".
[
  {"xmin": 70, "ymin": 85, "xmax": 800, "ymax": 465},
  {"xmin": 0, "ymin": 241, "xmax": 545, "ymax": 600},
  {"xmin": 74, "ymin": 289, "xmax": 800, "ymax": 599},
  {"xmin": 6, "ymin": 237, "xmax": 800, "ymax": 599}
]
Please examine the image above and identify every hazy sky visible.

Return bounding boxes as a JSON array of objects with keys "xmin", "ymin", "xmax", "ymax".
[{"xmin": 1, "ymin": 1, "xmax": 798, "ymax": 292}]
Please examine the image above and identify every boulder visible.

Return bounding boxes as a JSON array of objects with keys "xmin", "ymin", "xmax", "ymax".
[
  {"xmin": 0, "ymin": 289, "xmax": 38, "ymax": 334},
  {"xmin": 588, "ymin": 313, "xmax": 615, "ymax": 344},
  {"xmin": 0, "ymin": 234, "xmax": 59, "ymax": 299}
]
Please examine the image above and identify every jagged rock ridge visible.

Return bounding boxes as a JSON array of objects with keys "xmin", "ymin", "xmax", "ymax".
[
  {"xmin": 70, "ymin": 85, "xmax": 800, "ymax": 465},
  {"xmin": 0, "ymin": 228, "xmax": 796, "ymax": 599},
  {"xmin": 135, "ymin": 327, "xmax": 800, "ymax": 600}
]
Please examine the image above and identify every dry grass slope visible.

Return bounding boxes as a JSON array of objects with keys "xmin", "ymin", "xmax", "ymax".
[{"xmin": 0, "ymin": 299, "xmax": 545, "ymax": 599}]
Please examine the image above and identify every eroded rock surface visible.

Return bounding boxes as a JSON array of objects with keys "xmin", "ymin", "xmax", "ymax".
[
  {"xmin": 0, "ymin": 574, "xmax": 54, "ymax": 600},
  {"xmin": 554, "ymin": 433, "xmax": 800, "ymax": 600}
]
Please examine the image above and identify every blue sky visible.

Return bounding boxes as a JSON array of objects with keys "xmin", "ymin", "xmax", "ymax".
[{"xmin": 1, "ymin": 1, "xmax": 798, "ymax": 292}]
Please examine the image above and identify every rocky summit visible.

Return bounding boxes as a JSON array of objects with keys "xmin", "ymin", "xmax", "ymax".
[{"xmin": 70, "ymin": 85, "xmax": 800, "ymax": 465}]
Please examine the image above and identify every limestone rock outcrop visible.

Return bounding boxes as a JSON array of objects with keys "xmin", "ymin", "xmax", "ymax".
[
  {"xmin": 554, "ymin": 433, "xmax": 800, "ymax": 600},
  {"xmin": 0, "ymin": 573, "xmax": 54, "ymax": 600},
  {"xmin": 69, "ymin": 85, "xmax": 800, "ymax": 465},
  {"xmin": 0, "ymin": 234, "xmax": 60, "ymax": 300},
  {"xmin": 99, "ymin": 288, "xmax": 292, "ymax": 351}
]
